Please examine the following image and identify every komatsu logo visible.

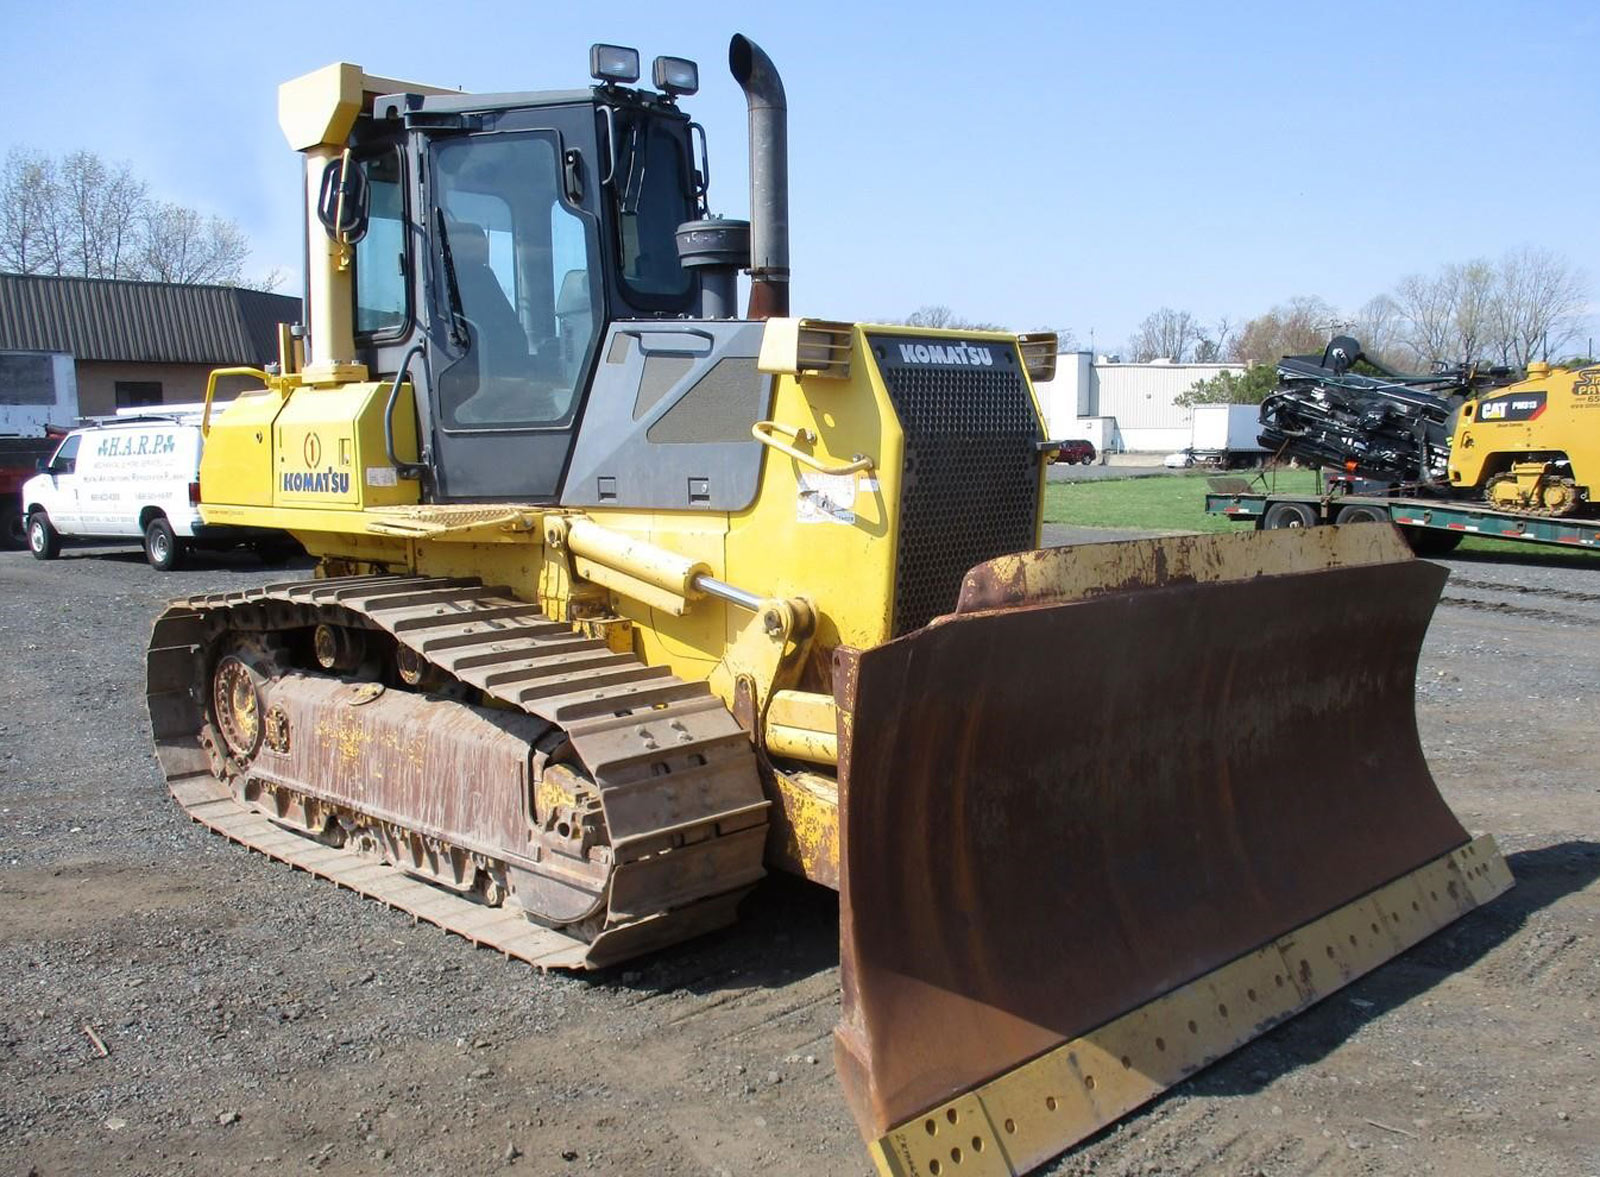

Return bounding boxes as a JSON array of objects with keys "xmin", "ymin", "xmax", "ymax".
[
  {"xmin": 281, "ymin": 468, "xmax": 350, "ymax": 495},
  {"xmin": 897, "ymin": 341, "xmax": 996, "ymax": 367}
]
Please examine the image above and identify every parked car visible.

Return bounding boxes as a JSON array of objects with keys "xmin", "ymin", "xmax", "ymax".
[
  {"xmin": 1163, "ymin": 449, "xmax": 1196, "ymax": 469},
  {"xmin": 1054, "ymin": 439, "xmax": 1097, "ymax": 465},
  {"xmin": 22, "ymin": 408, "xmax": 294, "ymax": 570}
]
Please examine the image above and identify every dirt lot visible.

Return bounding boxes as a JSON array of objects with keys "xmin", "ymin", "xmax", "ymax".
[{"xmin": 1, "ymin": 535, "xmax": 1596, "ymax": 1177}]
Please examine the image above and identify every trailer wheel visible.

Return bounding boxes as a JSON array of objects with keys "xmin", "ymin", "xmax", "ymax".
[
  {"xmin": 27, "ymin": 511, "xmax": 60, "ymax": 560},
  {"xmin": 1335, "ymin": 504, "xmax": 1389, "ymax": 525},
  {"xmin": 1400, "ymin": 527, "xmax": 1463, "ymax": 557},
  {"xmin": 1263, "ymin": 501, "xmax": 1317, "ymax": 530}
]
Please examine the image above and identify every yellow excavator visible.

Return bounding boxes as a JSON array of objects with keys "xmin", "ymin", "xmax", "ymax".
[{"xmin": 145, "ymin": 37, "xmax": 1512, "ymax": 1176}]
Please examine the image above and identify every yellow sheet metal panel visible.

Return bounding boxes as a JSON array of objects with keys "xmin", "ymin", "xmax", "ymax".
[
  {"xmin": 580, "ymin": 508, "xmax": 732, "ymax": 680},
  {"xmin": 198, "ymin": 388, "xmax": 285, "ymax": 510},
  {"xmin": 278, "ymin": 63, "xmax": 458, "ymax": 151},
  {"xmin": 725, "ymin": 324, "xmax": 903, "ymax": 656},
  {"xmin": 765, "ymin": 768, "xmax": 840, "ymax": 889},
  {"xmin": 272, "ymin": 381, "xmax": 420, "ymax": 511}
]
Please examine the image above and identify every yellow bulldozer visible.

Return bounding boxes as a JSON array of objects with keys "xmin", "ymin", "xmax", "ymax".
[{"xmin": 144, "ymin": 36, "xmax": 1512, "ymax": 1176}]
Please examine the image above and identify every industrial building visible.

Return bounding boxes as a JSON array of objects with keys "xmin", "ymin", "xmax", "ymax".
[
  {"xmin": 0, "ymin": 273, "xmax": 299, "ymax": 419},
  {"xmin": 1035, "ymin": 353, "xmax": 1246, "ymax": 455}
]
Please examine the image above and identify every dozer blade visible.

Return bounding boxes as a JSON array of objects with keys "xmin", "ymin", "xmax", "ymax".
[{"xmin": 832, "ymin": 526, "xmax": 1512, "ymax": 1176}]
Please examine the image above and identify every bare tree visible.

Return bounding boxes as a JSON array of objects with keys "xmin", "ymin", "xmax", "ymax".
[
  {"xmin": 60, "ymin": 150, "xmax": 146, "ymax": 278},
  {"xmin": 1229, "ymin": 296, "xmax": 1335, "ymax": 365},
  {"xmin": 1452, "ymin": 260, "xmax": 1496, "ymax": 365},
  {"xmin": 139, "ymin": 204, "xmax": 252, "ymax": 284},
  {"xmin": 1353, "ymin": 294, "xmax": 1403, "ymax": 366},
  {"xmin": 1029, "ymin": 324, "xmax": 1079, "ymax": 352},
  {"xmin": 1, "ymin": 146, "xmax": 259, "ymax": 286},
  {"xmin": 1, "ymin": 148, "xmax": 61, "ymax": 274},
  {"xmin": 903, "ymin": 304, "xmax": 1006, "ymax": 331},
  {"xmin": 1491, "ymin": 247, "xmax": 1588, "ymax": 366},
  {"xmin": 1127, "ymin": 307, "xmax": 1202, "ymax": 362},
  {"xmin": 1391, "ymin": 253, "xmax": 1587, "ymax": 369},
  {"xmin": 1393, "ymin": 271, "xmax": 1457, "ymax": 365}
]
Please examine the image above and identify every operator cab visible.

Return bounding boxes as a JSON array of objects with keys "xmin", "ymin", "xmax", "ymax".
[{"xmin": 328, "ymin": 46, "xmax": 726, "ymax": 501}]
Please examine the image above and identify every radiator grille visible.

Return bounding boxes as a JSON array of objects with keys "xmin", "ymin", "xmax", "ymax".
[{"xmin": 867, "ymin": 335, "xmax": 1042, "ymax": 637}]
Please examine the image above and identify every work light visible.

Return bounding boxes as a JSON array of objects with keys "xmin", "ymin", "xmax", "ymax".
[
  {"xmin": 652, "ymin": 56, "xmax": 699, "ymax": 96},
  {"xmin": 589, "ymin": 44, "xmax": 640, "ymax": 84}
]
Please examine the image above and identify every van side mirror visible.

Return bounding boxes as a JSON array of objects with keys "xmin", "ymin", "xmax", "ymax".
[
  {"xmin": 36, "ymin": 457, "xmax": 50, "ymax": 472},
  {"xmin": 316, "ymin": 154, "xmax": 370, "ymax": 244}
]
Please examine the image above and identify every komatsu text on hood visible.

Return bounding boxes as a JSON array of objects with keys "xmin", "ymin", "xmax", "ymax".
[{"xmin": 894, "ymin": 340, "xmax": 996, "ymax": 367}]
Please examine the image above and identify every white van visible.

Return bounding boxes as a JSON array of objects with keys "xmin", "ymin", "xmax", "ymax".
[{"xmin": 21, "ymin": 407, "xmax": 291, "ymax": 570}]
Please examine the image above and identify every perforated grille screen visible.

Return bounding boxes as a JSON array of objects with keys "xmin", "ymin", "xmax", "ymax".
[{"xmin": 867, "ymin": 335, "xmax": 1042, "ymax": 637}]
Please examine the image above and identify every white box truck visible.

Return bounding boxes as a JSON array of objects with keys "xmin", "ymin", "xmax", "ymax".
[{"xmin": 1189, "ymin": 404, "xmax": 1269, "ymax": 468}]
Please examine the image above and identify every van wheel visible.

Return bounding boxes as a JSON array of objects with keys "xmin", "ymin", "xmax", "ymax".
[
  {"xmin": 144, "ymin": 516, "xmax": 186, "ymax": 571},
  {"xmin": 28, "ymin": 511, "xmax": 61, "ymax": 560}
]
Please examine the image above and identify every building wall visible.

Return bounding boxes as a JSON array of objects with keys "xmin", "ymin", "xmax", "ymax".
[
  {"xmin": 0, "ymin": 351, "xmax": 77, "ymax": 434},
  {"xmin": 73, "ymin": 361, "xmax": 262, "ymax": 417},
  {"xmin": 1040, "ymin": 359, "xmax": 1246, "ymax": 453}
]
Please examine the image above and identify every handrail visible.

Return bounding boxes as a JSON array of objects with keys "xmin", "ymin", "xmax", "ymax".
[
  {"xmin": 751, "ymin": 420, "xmax": 874, "ymax": 476},
  {"xmin": 384, "ymin": 340, "xmax": 428, "ymax": 480},
  {"xmin": 200, "ymin": 367, "xmax": 272, "ymax": 436}
]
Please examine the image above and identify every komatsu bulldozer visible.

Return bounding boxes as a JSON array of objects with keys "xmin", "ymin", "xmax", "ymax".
[{"xmin": 145, "ymin": 37, "xmax": 1512, "ymax": 1176}]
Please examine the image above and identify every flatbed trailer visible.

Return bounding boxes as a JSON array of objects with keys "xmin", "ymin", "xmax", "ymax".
[{"xmin": 1204, "ymin": 477, "xmax": 1600, "ymax": 556}]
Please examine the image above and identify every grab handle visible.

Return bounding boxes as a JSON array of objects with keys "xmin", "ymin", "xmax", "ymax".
[{"xmin": 751, "ymin": 420, "xmax": 874, "ymax": 476}]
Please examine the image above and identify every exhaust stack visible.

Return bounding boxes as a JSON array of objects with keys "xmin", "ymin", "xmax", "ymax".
[{"xmin": 728, "ymin": 35, "xmax": 789, "ymax": 319}]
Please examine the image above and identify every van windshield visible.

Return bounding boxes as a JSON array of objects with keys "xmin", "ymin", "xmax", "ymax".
[{"xmin": 51, "ymin": 434, "xmax": 81, "ymax": 471}]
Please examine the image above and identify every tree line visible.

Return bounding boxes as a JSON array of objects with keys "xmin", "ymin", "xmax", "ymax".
[
  {"xmin": 1123, "ymin": 247, "xmax": 1588, "ymax": 373},
  {"xmin": 0, "ymin": 147, "xmax": 275, "ymax": 288},
  {"xmin": 898, "ymin": 247, "xmax": 1589, "ymax": 399}
]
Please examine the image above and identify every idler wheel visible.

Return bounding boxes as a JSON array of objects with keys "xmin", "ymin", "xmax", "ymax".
[{"xmin": 212, "ymin": 655, "xmax": 267, "ymax": 759}]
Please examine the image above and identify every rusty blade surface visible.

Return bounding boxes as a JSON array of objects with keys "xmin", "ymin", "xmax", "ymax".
[{"xmin": 833, "ymin": 551, "xmax": 1467, "ymax": 1140}]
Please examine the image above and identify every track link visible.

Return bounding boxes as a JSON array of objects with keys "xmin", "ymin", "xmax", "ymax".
[{"xmin": 146, "ymin": 574, "xmax": 769, "ymax": 969}]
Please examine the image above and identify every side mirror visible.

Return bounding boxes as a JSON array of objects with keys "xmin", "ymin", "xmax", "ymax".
[
  {"xmin": 316, "ymin": 154, "xmax": 370, "ymax": 244},
  {"xmin": 36, "ymin": 457, "xmax": 50, "ymax": 472}
]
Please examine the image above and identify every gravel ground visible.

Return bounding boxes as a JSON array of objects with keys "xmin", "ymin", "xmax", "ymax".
[{"xmin": 0, "ymin": 537, "xmax": 1595, "ymax": 1177}]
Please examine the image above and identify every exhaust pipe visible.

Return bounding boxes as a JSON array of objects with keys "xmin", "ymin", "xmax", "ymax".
[{"xmin": 728, "ymin": 35, "xmax": 789, "ymax": 319}]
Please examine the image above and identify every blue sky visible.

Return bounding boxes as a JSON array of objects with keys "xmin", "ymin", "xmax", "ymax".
[{"xmin": 4, "ymin": 0, "xmax": 1598, "ymax": 350}]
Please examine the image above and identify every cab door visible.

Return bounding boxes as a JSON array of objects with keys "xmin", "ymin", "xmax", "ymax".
[
  {"xmin": 39, "ymin": 433, "xmax": 84, "ymax": 532},
  {"xmin": 420, "ymin": 120, "xmax": 604, "ymax": 502}
]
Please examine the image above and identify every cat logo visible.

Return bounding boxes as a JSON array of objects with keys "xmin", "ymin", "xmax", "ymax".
[{"xmin": 303, "ymin": 432, "xmax": 322, "ymax": 467}]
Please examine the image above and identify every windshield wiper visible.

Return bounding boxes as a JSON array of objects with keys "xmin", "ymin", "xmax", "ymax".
[
  {"xmin": 619, "ymin": 122, "xmax": 647, "ymax": 216},
  {"xmin": 433, "ymin": 208, "xmax": 470, "ymax": 351}
]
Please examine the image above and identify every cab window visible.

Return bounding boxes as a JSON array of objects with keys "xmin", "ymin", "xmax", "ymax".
[
  {"xmin": 432, "ymin": 132, "xmax": 600, "ymax": 429},
  {"xmin": 612, "ymin": 115, "xmax": 693, "ymax": 303},
  {"xmin": 354, "ymin": 150, "xmax": 408, "ymax": 336}
]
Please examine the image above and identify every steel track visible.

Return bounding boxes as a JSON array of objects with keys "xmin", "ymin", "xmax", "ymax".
[{"xmin": 146, "ymin": 574, "xmax": 769, "ymax": 970}]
